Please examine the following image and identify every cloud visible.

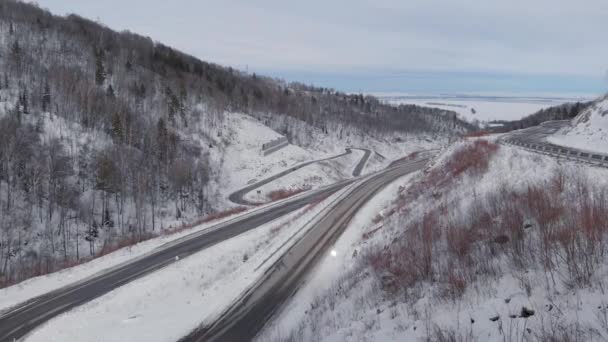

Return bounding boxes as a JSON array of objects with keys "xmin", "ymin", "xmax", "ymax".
[{"xmin": 31, "ymin": 0, "xmax": 608, "ymax": 93}]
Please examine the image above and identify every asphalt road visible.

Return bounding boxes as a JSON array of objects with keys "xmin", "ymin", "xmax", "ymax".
[
  {"xmin": 0, "ymin": 178, "xmax": 357, "ymax": 342},
  {"xmin": 351, "ymin": 148, "xmax": 371, "ymax": 177},
  {"xmin": 0, "ymin": 147, "xmax": 398, "ymax": 342},
  {"xmin": 181, "ymin": 158, "xmax": 429, "ymax": 342},
  {"xmin": 503, "ymin": 120, "xmax": 569, "ymax": 144},
  {"xmin": 502, "ymin": 120, "xmax": 608, "ymax": 165},
  {"xmin": 229, "ymin": 148, "xmax": 370, "ymax": 205}
]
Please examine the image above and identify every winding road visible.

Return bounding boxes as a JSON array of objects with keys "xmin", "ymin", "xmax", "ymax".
[
  {"xmin": 0, "ymin": 146, "xmax": 399, "ymax": 342},
  {"xmin": 229, "ymin": 147, "xmax": 371, "ymax": 205},
  {"xmin": 180, "ymin": 158, "xmax": 429, "ymax": 342},
  {"xmin": 501, "ymin": 120, "xmax": 608, "ymax": 167}
]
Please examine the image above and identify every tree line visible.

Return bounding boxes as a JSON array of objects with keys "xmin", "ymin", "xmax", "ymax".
[{"xmin": 0, "ymin": 0, "xmax": 469, "ymax": 286}]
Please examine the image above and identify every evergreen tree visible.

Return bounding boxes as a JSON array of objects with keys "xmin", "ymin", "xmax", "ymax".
[
  {"xmin": 165, "ymin": 87, "xmax": 178, "ymax": 126},
  {"xmin": 179, "ymin": 83, "xmax": 188, "ymax": 127},
  {"xmin": 110, "ymin": 112, "xmax": 122, "ymax": 142},
  {"xmin": 157, "ymin": 117, "xmax": 168, "ymax": 162},
  {"xmin": 94, "ymin": 48, "xmax": 106, "ymax": 86},
  {"xmin": 106, "ymin": 84, "xmax": 115, "ymax": 98},
  {"xmin": 42, "ymin": 79, "xmax": 51, "ymax": 112}
]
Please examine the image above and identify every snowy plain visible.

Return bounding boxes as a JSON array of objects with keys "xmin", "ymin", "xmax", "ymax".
[{"xmin": 377, "ymin": 93, "xmax": 591, "ymax": 124}]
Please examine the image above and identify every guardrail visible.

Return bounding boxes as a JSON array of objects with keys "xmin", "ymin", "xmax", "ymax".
[
  {"xmin": 501, "ymin": 139, "xmax": 608, "ymax": 168},
  {"xmin": 261, "ymin": 136, "xmax": 289, "ymax": 156}
]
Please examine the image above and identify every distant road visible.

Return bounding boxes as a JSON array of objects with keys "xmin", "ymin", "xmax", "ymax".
[
  {"xmin": 229, "ymin": 147, "xmax": 371, "ymax": 205},
  {"xmin": 501, "ymin": 120, "xmax": 608, "ymax": 167},
  {"xmin": 351, "ymin": 148, "xmax": 371, "ymax": 176},
  {"xmin": 181, "ymin": 158, "xmax": 429, "ymax": 342}
]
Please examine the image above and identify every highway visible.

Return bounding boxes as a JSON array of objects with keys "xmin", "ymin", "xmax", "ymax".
[
  {"xmin": 180, "ymin": 158, "xmax": 429, "ymax": 342},
  {"xmin": 0, "ymin": 179, "xmax": 356, "ymax": 342},
  {"xmin": 0, "ymin": 146, "xmax": 375, "ymax": 342},
  {"xmin": 501, "ymin": 120, "xmax": 608, "ymax": 167}
]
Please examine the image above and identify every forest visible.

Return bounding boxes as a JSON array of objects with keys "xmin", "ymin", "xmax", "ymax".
[{"xmin": 0, "ymin": 0, "xmax": 470, "ymax": 286}]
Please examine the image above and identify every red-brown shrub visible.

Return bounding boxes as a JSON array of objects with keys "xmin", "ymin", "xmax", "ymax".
[
  {"xmin": 463, "ymin": 131, "xmax": 491, "ymax": 138},
  {"xmin": 268, "ymin": 186, "xmax": 312, "ymax": 201},
  {"xmin": 368, "ymin": 162, "xmax": 608, "ymax": 301}
]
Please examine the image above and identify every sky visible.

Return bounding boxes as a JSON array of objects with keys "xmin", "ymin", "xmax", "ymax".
[{"xmin": 30, "ymin": 0, "xmax": 608, "ymax": 96}]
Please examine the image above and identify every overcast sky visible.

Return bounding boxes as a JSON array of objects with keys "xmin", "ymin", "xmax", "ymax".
[{"xmin": 31, "ymin": 0, "xmax": 608, "ymax": 95}]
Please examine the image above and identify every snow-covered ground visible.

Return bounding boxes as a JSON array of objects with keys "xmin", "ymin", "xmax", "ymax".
[
  {"xmin": 0, "ymin": 195, "xmax": 302, "ymax": 314},
  {"xmin": 547, "ymin": 96, "xmax": 608, "ymax": 154},
  {"xmin": 244, "ymin": 149, "xmax": 364, "ymax": 203},
  {"xmin": 259, "ymin": 138, "xmax": 608, "ymax": 342},
  {"xmin": 378, "ymin": 93, "xmax": 590, "ymax": 124},
  {"xmin": 22, "ymin": 179, "xmax": 360, "ymax": 342},
  {"xmin": 258, "ymin": 171, "xmax": 421, "ymax": 342},
  {"xmin": 216, "ymin": 112, "xmax": 437, "ymax": 205}
]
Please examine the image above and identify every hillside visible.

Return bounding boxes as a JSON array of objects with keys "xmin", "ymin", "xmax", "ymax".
[
  {"xmin": 260, "ymin": 138, "xmax": 608, "ymax": 342},
  {"xmin": 547, "ymin": 96, "xmax": 608, "ymax": 153},
  {"xmin": 487, "ymin": 100, "xmax": 591, "ymax": 132},
  {"xmin": 0, "ymin": 0, "xmax": 469, "ymax": 287}
]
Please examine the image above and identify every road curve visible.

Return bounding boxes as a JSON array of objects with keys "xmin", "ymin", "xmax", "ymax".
[
  {"xmin": 501, "ymin": 121, "xmax": 608, "ymax": 167},
  {"xmin": 0, "ymin": 180, "xmax": 358, "ymax": 342},
  {"xmin": 351, "ymin": 148, "xmax": 371, "ymax": 177},
  {"xmin": 229, "ymin": 147, "xmax": 370, "ymax": 206},
  {"xmin": 181, "ymin": 158, "xmax": 429, "ymax": 342}
]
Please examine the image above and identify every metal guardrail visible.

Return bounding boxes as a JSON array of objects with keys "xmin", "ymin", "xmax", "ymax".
[
  {"xmin": 501, "ymin": 139, "xmax": 608, "ymax": 168},
  {"xmin": 261, "ymin": 136, "xmax": 289, "ymax": 156},
  {"xmin": 262, "ymin": 136, "xmax": 288, "ymax": 151}
]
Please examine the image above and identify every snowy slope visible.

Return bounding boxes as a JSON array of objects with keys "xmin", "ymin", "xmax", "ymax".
[
  {"xmin": 22, "ymin": 182, "xmax": 358, "ymax": 342},
  {"xmin": 547, "ymin": 96, "xmax": 608, "ymax": 154},
  {"xmin": 259, "ymin": 139, "xmax": 608, "ymax": 342}
]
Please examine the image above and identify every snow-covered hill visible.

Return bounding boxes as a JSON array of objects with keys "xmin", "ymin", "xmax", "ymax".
[
  {"xmin": 0, "ymin": 0, "xmax": 464, "ymax": 288},
  {"xmin": 259, "ymin": 138, "xmax": 608, "ymax": 342},
  {"xmin": 547, "ymin": 95, "xmax": 608, "ymax": 153}
]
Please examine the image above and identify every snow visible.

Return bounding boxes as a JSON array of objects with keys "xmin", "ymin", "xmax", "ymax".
[
  {"xmin": 259, "ymin": 140, "xmax": 608, "ymax": 342},
  {"xmin": 547, "ymin": 96, "xmax": 608, "ymax": 154},
  {"xmin": 0, "ymin": 202, "xmax": 277, "ymax": 314},
  {"xmin": 244, "ymin": 149, "xmax": 364, "ymax": 203},
  {"xmin": 215, "ymin": 113, "xmax": 335, "ymax": 205},
  {"xmin": 258, "ymin": 170, "xmax": 420, "ymax": 342},
  {"xmin": 216, "ymin": 112, "xmax": 438, "ymax": 205},
  {"xmin": 379, "ymin": 94, "xmax": 588, "ymax": 124},
  {"xmin": 22, "ymin": 181, "xmax": 361, "ymax": 342}
]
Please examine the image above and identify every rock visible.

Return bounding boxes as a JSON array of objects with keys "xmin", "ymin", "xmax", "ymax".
[
  {"xmin": 490, "ymin": 316, "xmax": 500, "ymax": 322},
  {"xmin": 520, "ymin": 306, "xmax": 535, "ymax": 318},
  {"xmin": 470, "ymin": 318, "xmax": 475, "ymax": 324},
  {"xmin": 505, "ymin": 298, "xmax": 511, "ymax": 303}
]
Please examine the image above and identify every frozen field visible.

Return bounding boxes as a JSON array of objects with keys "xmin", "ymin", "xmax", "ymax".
[{"xmin": 377, "ymin": 93, "xmax": 591, "ymax": 124}]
